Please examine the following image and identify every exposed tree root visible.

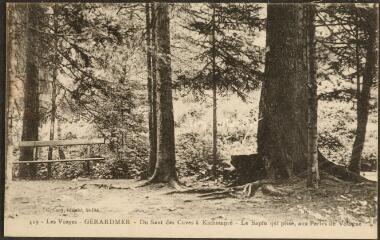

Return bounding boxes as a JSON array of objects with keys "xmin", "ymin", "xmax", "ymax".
[
  {"xmin": 135, "ymin": 171, "xmax": 159, "ymax": 188},
  {"xmin": 202, "ymin": 195, "xmax": 233, "ymax": 200},
  {"xmin": 155, "ymin": 151, "xmax": 373, "ymax": 198},
  {"xmin": 198, "ymin": 189, "xmax": 233, "ymax": 198},
  {"xmin": 165, "ymin": 179, "xmax": 290, "ymax": 199},
  {"xmin": 165, "ymin": 187, "xmax": 226, "ymax": 195},
  {"xmin": 355, "ymin": 181, "xmax": 377, "ymax": 187},
  {"xmin": 240, "ymin": 180, "xmax": 262, "ymax": 197},
  {"xmin": 135, "ymin": 172, "xmax": 185, "ymax": 190},
  {"xmin": 169, "ymin": 179, "xmax": 186, "ymax": 191},
  {"xmin": 318, "ymin": 150, "xmax": 373, "ymax": 183},
  {"xmin": 319, "ymin": 171, "xmax": 348, "ymax": 184},
  {"xmin": 73, "ymin": 183, "xmax": 131, "ymax": 190},
  {"xmin": 261, "ymin": 184, "xmax": 291, "ymax": 197},
  {"xmin": 135, "ymin": 180, "xmax": 153, "ymax": 188},
  {"xmin": 237, "ymin": 179, "xmax": 293, "ymax": 198},
  {"xmin": 197, "ymin": 188, "xmax": 242, "ymax": 200}
]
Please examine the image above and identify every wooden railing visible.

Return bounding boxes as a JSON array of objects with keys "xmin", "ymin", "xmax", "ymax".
[{"xmin": 14, "ymin": 138, "xmax": 106, "ymax": 177}]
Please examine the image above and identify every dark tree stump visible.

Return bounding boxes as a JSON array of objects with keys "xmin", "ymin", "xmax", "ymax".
[
  {"xmin": 229, "ymin": 154, "xmax": 266, "ymax": 185},
  {"xmin": 227, "ymin": 151, "xmax": 372, "ymax": 185}
]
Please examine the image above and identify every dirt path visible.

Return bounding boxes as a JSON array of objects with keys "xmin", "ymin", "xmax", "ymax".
[
  {"xmin": 4, "ymin": 177, "xmax": 377, "ymax": 238},
  {"xmin": 4, "ymin": 179, "xmax": 296, "ymax": 220}
]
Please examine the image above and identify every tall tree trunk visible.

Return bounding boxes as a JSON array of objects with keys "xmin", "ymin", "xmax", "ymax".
[
  {"xmin": 355, "ymin": 9, "xmax": 361, "ymax": 105},
  {"xmin": 306, "ymin": 4, "xmax": 319, "ymax": 188},
  {"xmin": 349, "ymin": 7, "xmax": 378, "ymax": 174},
  {"xmin": 148, "ymin": 3, "xmax": 158, "ymax": 176},
  {"xmin": 148, "ymin": 3, "xmax": 178, "ymax": 184},
  {"xmin": 211, "ymin": 4, "xmax": 218, "ymax": 179},
  {"xmin": 19, "ymin": 4, "xmax": 41, "ymax": 179},
  {"xmin": 257, "ymin": 4, "xmax": 308, "ymax": 179},
  {"xmin": 145, "ymin": 3, "xmax": 155, "ymax": 177},
  {"xmin": 47, "ymin": 70, "xmax": 57, "ymax": 178},
  {"xmin": 6, "ymin": 4, "xmax": 16, "ymax": 182},
  {"xmin": 6, "ymin": 4, "xmax": 14, "ymax": 147},
  {"xmin": 47, "ymin": 7, "xmax": 58, "ymax": 179}
]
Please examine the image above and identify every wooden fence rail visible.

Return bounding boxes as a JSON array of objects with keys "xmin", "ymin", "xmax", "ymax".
[
  {"xmin": 15, "ymin": 138, "xmax": 106, "ymax": 178},
  {"xmin": 19, "ymin": 138, "xmax": 105, "ymax": 147}
]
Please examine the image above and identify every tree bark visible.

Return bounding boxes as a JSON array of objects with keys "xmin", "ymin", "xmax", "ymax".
[
  {"xmin": 19, "ymin": 4, "xmax": 41, "ymax": 179},
  {"xmin": 149, "ymin": 3, "xmax": 178, "ymax": 183},
  {"xmin": 349, "ymin": 7, "xmax": 378, "ymax": 174},
  {"xmin": 145, "ymin": 3, "xmax": 156, "ymax": 177},
  {"xmin": 6, "ymin": 4, "xmax": 14, "ymax": 147},
  {"xmin": 355, "ymin": 9, "xmax": 361, "ymax": 104},
  {"xmin": 211, "ymin": 4, "xmax": 218, "ymax": 179},
  {"xmin": 6, "ymin": 4, "xmax": 16, "ymax": 182},
  {"xmin": 257, "ymin": 4, "xmax": 309, "ymax": 179},
  {"xmin": 148, "ymin": 3, "xmax": 158, "ymax": 177},
  {"xmin": 57, "ymin": 120, "xmax": 65, "ymax": 160},
  {"xmin": 47, "ymin": 7, "xmax": 59, "ymax": 179},
  {"xmin": 47, "ymin": 69, "xmax": 57, "ymax": 178},
  {"xmin": 306, "ymin": 4, "xmax": 319, "ymax": 188}
]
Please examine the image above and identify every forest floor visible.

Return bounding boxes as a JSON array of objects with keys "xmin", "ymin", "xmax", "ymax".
[{"xmin": 5, "ymin": 173, "xmax": 377, "ymax": 235}]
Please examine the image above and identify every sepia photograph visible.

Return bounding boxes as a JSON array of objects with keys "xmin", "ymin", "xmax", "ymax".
[{"xmin": 3, "ymin": 2, "xmax": 378, "ymax": 238}]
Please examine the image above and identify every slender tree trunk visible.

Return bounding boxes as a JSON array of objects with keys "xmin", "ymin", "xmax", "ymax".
[
  {"xmin": 145, "ymin": 3, "xmax": 155, "ymax": 177},
  {"xmin": 148, "ymin": 3, "xmax": 178, "ymax": 184},
  {"xmin": 306, "ymin": 4, "xmax": 319, "ymax": 188},
  {"xmin": 6, "ymin": 4, "xmax": 15, "ymax": 182},
  {"xmin": 47, "ymin": 8, "xmax": 58, "ymax": 179},
  {"xmin": 6, "ymin": 4, "xmax": 14, "ymax": 147},
  {"xmin": 57, "ymin": 120, "xmax": 65, "ymax": 159},
  {"xmin": 149, "ymin": 3, "xmax": 158, "ymax": 176},
  {"xmin": 355, "ymin": 10, "xmax": 361, "ymax": 105},
  {"xmin": 19, "ymin": 4, "xmax": 41, "ymax": 179},
  {"xmin": 257, "ymin": 4, "xmax": 308, "ymax": 179},
  {"xmin": 349, "ymin": 7, "xmax": 378, "ymax": 174},
  {"xmin": 47, "ymin": 71, "xmax": 57, "ymax": 178},
  {"xmin": 211, "ymin": 4, "xmax": 218, "ymax": 179}
]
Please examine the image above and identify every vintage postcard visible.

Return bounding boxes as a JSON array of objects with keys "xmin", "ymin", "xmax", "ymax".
[{"xmin": 3, "ymin": 2, "xmax": 378, "ymax": 238}]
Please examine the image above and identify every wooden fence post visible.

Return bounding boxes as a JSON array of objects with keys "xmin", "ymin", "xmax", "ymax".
[{"xmin": 86, "ymin": 146, "xmax": 91, "ymax": 175}]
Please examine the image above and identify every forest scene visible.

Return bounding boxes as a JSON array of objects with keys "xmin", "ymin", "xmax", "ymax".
[{"xmin": 4, "ymin": 2, "xmax": 378, "ymax": 238}]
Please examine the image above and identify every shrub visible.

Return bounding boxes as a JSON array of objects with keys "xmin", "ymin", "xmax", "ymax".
[
  {"xmin": 93, "ymin": 135, "xmax": 149, "ymax": 179},
  {"xmin": 176, "ymin": 132, "xmax": 226, "ymax": 179}
]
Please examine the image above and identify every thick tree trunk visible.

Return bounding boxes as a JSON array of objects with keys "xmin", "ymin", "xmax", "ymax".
[
  {"xmin": 149, "ymin": 3, "xmax": 178, "ymax": 183},
  {"xmin": 349, "ymin": 8, "xmax": 378, "ymax": 174},
  {"xmin": 257, "ymin": 4, "xmax": 309, "ymax": 179},
  {"xmin": 19, "ymin": 5, "xmax": 41, "ymax": 179},
  {"xmin": 306, "ymin": 4, "xmax": 319, "ymax": 188}
]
